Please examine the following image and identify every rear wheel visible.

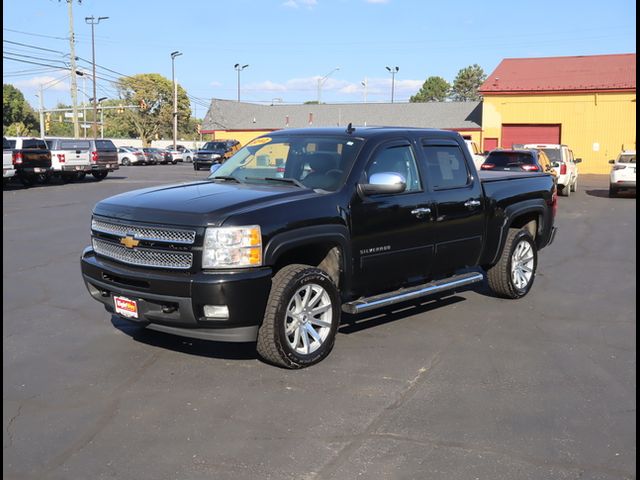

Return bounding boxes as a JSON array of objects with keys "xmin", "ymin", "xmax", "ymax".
[
  {"xmin": 257, "ymin": 264, "xmax": 340, "ymax": 369},
  {"xmin": 609, "ymin": 185, "xmax": 617, "ymax": 197},
  {"xmin": 19, "ymin": 174, "xmax": 36, "ymax": 188},
  {"xmin": 122, "ymin": 158, "xmax": 131, "ymax": 166},
  {"xmin": 487, "ymin": 228, "xmax": 537, "ymax": 299},
  {"xmin": 571, "ymin": 177, "xmax": 578, "ymax": 192},
  {"xmin": 92, "ymin": 171, "xmax": 108, "ymax": 181},
  {"xmin": 561, "ymin": 184, "xmax": 570, "ymax": 197}
]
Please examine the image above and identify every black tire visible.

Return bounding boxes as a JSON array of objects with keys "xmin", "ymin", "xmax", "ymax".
[
  {"xmin": 257, "ymin": 264, "xmax": 341, "ymax": 369},
  {"xmin": 487, "ymin": 228, "xmax": 538, "ymax": 299},
  {"xmin": 92, "ymin": 171, "xmax": 108, "ymax": 181},
  {"xmin": 172, "ymin": 160, "xmax": 177, "ymax": 165},
  {"xmin": 19, "ymin": 174, "xmax": 35, "ymax": 188},
  {"xmin": 560, "ymin": 184, "xmax": 570, "ymax": 197},
  {"xmin": 609, "ymin": 186, "xmax": 617, "ymax": 197},
  {"xmin": 193, "ymin": 164, "xmax": 199, "ymax": 171},
  {"xmin": 74, "ymin": 172, "xmax": 87, "ymax": 181},
  {"xmin": 36, "ymin": 173, "xmax": 51, "ymax": 185},
  {"xmin": 122, "ymin": 158, "xmax": 131, "ymax": 166}
]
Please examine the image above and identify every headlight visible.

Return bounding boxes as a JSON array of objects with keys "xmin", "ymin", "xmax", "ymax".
[
  {"xmin": 202, "ymin": 225, "xmax": 262, "ymax": 269},
  {"xmin": 211, "ymin": 154, "xmax": 221, "ymax": 159}
]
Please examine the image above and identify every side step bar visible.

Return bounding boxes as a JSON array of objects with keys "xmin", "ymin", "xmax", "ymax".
[{"xmin": 341, "ymin": 272, "xmax": 484, "ymax": 315}]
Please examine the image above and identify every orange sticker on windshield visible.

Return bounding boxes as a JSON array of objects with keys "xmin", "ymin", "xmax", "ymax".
[{"xmin": 248, "ymin": 137, "xmax": 272, "ymax": 146}]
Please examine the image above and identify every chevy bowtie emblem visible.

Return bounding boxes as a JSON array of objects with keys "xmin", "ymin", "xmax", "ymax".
[{"xmin": 120, "ymin": 235, "xmax": 140, "ymax": 249}]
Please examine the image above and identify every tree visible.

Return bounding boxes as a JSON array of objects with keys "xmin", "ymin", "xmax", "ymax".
[
  {"xmin": 450, "ymin": 64, "xmax": 486, "ymax": 101},
  {"xmin": 410, "ymin": 76, "xmax": 451, "ymax": 102},
  {"xmin": 3, "ymin": 84, "xmax": 39, "ymax": 135},
  {"xmin": 117, "ymin": 73, "xmax": 190, "ymax": 146}
]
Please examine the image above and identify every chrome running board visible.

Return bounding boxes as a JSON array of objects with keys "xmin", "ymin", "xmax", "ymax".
[{"xmin": 342, "ymin": 272, "xmax": 484, "ymax": 315}]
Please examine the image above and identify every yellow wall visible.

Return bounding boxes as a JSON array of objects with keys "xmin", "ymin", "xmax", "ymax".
[{"xmin": 482, "ymin": 92, "xmax": 636, "ymax": 174}]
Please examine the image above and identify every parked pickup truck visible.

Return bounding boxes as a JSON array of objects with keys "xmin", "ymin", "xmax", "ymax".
[
  {"xmin": 6, "ymin": 137, "xmax": 52, "ymax": 187},
  {"xmin": 81, "ymin": 127, "xmax": 557, "ymax": 368},
  {"xmin": 3, "ymin": 136, "xmax": 16, "ymax": 184}
]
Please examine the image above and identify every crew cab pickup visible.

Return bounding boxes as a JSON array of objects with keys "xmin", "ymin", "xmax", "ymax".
[
  {"xmin": 81, "ymin": 127, "xmax": 557, "ymax": 368},
  {"xmin": 6, "ymin": 137, "xmax": 52, "ymax": 187}
]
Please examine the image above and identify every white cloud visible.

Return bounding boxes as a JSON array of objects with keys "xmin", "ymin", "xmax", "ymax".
[
  {"xmin": 14, "ymin": 76, "xmax": 69, "ymax": 92},
  {"xmin": 282, "ymin": 0, "xmax": 298, "ymax": 7}
]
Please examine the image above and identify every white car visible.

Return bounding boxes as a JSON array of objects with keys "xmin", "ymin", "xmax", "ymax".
[
  {"xmin": 523, "ymin": 144, "xmax": 581, "ymax": 196},
  {"xmin": 609, "ymin": 150, "xmax": 636, "ymax": 197},
  {"xmin": 117, "ymin": 147, "xmax": 146, "ymax": 166},
  {"xmin": 164, "ymin": 148, "xmax": 184, "ymax": 162},
  {"xmin": 182, "ymin": 148, "xmax": 194, "ymax": 163}
]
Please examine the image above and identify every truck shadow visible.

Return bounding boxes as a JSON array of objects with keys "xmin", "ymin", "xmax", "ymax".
[
  {"xmin": 110, "ymin": 316, "xmax": 258, "ymax": 361},
  {"xmin": 585, "ymin": 188, "xmax": 636, "ymax": 198}
]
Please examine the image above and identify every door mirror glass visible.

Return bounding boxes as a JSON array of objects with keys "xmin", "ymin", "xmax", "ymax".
[{"xmin": 574, "ymin": 158, "xmax": 582, "ymax": 163}]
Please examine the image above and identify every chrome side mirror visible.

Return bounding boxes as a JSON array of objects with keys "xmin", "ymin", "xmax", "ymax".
[{"xmin": 359, "ymin": 172, "xmax": 407, "ymax": 195}]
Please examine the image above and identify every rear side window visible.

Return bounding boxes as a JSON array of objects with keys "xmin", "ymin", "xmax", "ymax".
[
  {"xmin": 3, "ymin": 137, "xmax": 11, "ymax": 149},
  {"xmin": 23, "ymin": 139, "xmax": 48, "ymax": 149},
  {"xmin": 95, "ymin": 140, "xmax": 116, "ymax": 151},
  {"xmin": 60, "ymin": 140, "xmax": 91, "ymax": 150},
  {"xmin": 422, "ymin": 145, "xmax": 470, "ymax": 189}
]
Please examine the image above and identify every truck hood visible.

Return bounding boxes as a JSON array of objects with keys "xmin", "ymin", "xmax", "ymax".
[{"xmin": 93, "ymin": 180, "xmax": 317, "ymax": 227}]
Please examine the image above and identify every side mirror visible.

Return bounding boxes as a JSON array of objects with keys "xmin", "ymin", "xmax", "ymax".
[
  {"xmin": 608, "ymin": 159, "xmax": 615, "ymax": 164},
  {"xmin": 574, "ymin": 158, "xmax": 582, "ymax": 163},
  {"xmin": 359, "ymin": 172, "xmax": 406, "ymax": 196},
  {"xmin": 552, "ymin": 162, "xmax": 561, "ymax": 168}
]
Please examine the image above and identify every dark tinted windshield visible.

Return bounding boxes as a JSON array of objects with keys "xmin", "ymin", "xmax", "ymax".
[
  {"xmin": 202, "ymin": 142, "xmax": 228, "ymax": 150},
  {"xmin": 3, "ymin": 137, "xmax": 11, "ymax": 150},
  {"xmin": 485, "ymin": 151, "xmax": 535, "ymax": 167},
  {"xmin": 23, "ymin": 139, "xmax": 48, "ymax": 149},
  {"xmin": 618, "ymin": 154, "xmax": 636, "ymax": 163}
]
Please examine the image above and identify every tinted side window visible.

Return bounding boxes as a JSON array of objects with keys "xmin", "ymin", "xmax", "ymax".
[
  {"xmin": 95, "ymin": 140, "xmax": 116, "ymax": 151},
  {"xmin": 3, "ymin": 137, "xmax": 11, "ymax": 149},
  {"xmin": 422, "ymin": 145, "xmax": 470, "ymax": 189},
  {"xmin": 365, "ymin": 144, "xmax": 421, "ymax": 193}
]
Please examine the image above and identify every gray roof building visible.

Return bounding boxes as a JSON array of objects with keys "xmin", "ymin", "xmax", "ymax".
[{"xmin": 202, "ymin": 99, "xmax": 482, "ymax": 132}]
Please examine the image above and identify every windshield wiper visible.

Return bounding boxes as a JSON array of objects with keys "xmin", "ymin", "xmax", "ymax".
[
  {"xmin": 245, "ymin": 176, "xmax": 307, "ymax": 188},
  {"xmin": 210, "ymin": 175, "xmax": 242, "ymax": 183}
]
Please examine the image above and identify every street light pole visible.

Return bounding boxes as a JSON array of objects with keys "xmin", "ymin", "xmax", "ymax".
[
  {"xmin": 317, "ymin": 67, "xmax": 340, "ymax": 104},
  {"xmin": 385, "ymin": 66, "xmax": 399, "ymax": 103},
  {"xmin": 85, "ymin": 15, "xmax": 108, "ymax": 139},
  {"xmin": 234, "ymin": 63, "xmax": 249, "ymax": 102},
  {"xmin": 171, "ymin": 51, "xmax": 183, "ymax": 150}
]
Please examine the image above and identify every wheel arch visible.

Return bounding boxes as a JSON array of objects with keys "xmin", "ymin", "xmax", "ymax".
[
  {"xmin": 264, "ymin": 225, "xmax": 352, "ymax": 295},
  {"xmin": 489, "ymin": 201, "xmax": 546, "ymax": 266}
]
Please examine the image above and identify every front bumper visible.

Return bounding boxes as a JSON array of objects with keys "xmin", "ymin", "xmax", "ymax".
[{"xmin": 81, "ymin": 247, "xmax": 272, "ymax": 342}]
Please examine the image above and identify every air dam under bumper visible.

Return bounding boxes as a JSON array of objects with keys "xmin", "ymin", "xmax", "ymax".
[{"xmin": 81, "ymin": 247, "xmax": 272, "ymax": 342}]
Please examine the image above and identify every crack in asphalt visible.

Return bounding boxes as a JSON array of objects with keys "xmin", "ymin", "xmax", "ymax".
[{"xmin": 4, "ymin": 394, "xmax": 40, "ymax": 450}]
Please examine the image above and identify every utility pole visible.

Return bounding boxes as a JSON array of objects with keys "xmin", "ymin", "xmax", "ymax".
[
  {"xmin": 171, "ymin": 51, "xmax": 183, "ymax": 149},
  {"xmin": 85, "ymin": 15, "xmax": 108, "ymax": 139},
  {"xmin": 67, "ymin": 0, "xmax": 80, "ymax": 138},
  {"xmin": 38, "ymin": 84, "xmax": 45, "ymax": 137}
]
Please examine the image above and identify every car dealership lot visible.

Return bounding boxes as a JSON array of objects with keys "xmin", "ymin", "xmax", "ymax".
[{"xmin": 3, "ymin": 167, "xmax": 635, "ymax": 480}]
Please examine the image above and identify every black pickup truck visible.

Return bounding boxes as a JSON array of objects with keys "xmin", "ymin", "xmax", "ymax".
[
  {"xmin": 6, "ymin": 137, "xmax": 52, "ymax": 187},
  {"xmin": 81, "ymin": 127, "xmax": 557, "ymax": 368}
]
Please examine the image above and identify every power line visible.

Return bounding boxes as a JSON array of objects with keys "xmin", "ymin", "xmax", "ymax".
[
  {"xmin": 3, "ymin": 39, "xmax": 66, "ymax": 55},
  {"xmin": 3, "ymin": 28, "xmax": 69, "ymax": 41}
]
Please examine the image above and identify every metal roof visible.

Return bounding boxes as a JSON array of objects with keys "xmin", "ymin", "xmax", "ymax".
[
  {"xmin": 202, "ymin": 100, "xmax": 482, "ymax": 131},
  {"xmin": 480, "ymin": 53, "xmax": 636, "ymax": 94}
]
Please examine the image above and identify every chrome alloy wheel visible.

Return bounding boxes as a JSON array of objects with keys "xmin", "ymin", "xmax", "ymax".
[
  {"xmin": 285, "ymin": 284, "xmax": 333, "ymax": 355},
  {"xmin": 511, "ymin": 240, "xmax": 535, "ymax": 290}
]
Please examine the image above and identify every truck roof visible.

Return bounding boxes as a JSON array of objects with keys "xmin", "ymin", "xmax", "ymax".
[{"xmin": 268, "ymin": 126, "xmax": 462, "ymax": 140}]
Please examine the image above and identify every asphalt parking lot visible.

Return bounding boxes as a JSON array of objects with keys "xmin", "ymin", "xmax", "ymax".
[{"xmin": 3, "ymin": 165, "xmax": 636, "ymax": 480}]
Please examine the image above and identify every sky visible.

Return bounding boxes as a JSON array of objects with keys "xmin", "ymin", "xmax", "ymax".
[{"xmin": 2, "ymin": 0, "xmax": 637, "ymax": 117}]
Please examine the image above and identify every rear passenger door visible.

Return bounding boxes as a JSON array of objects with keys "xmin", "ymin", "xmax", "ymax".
[{"xmin": 419, "ymin": 139, "xmax": 485, "ymax": 276}]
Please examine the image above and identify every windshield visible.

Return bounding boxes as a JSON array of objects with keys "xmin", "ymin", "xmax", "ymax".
[
  {"xmin": 618, "ymin": 154, "xmax": 636, "ymax": 163},
  {"xmin": 209, "ymin": 134, "xmax": 364, "ymax": 191},
  {"xmin": 485, "ymin": 151, "xmax": 535, "ymax": 166},
  {"xmin": 202, "ymin": 142, "xmax": 227, "ymax": 150}
]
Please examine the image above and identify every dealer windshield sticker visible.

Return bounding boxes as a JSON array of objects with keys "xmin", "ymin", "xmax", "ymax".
[{"xmin": 248, "ymin": 137, "xmax": 272, "ymax": 146}]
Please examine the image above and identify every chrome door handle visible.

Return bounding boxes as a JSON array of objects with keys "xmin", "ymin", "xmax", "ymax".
[
  {"xmin": 464, "ymin": 199, "xmax": 481, "ymax": 208},
  {"xmin": 411, "ymin": 207, "xmax": 431, "ymax": 218}
]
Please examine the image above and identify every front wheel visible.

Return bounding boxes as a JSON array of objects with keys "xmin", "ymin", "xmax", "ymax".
[
  {"xmin": 122, "ymin": 158, "xmax": 131, "ymax": 166},
  {"xmin": 487, "ymin": 228, "xmax": 538, "ymax": 299},
  {"xmin": 560, "ymin": 184, "xmax": 570, "ymax": 197},
  {"xmin": 257, "ymin": 264, "xmax": 340, "ymax": 369},
  {"xmin": 92, "ymin": 171, "xmax": 108, "ymax": 181}
]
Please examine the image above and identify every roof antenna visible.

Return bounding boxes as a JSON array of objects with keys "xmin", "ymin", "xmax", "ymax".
[{"xmin": 346, "ymin": 122, "xmax": 355, "ymax": 134}]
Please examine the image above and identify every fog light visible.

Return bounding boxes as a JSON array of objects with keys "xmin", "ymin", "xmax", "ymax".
[{"xmin": 203, "ymin": 305, "xmax": 229, "ymax": 320}]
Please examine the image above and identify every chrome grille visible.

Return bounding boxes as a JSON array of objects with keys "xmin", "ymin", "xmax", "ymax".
[
  {"xmin": 92, "ymin": 218, "xmax": 196, "ymax": 244},
  {"xmin": 92, "ymin": 238, "xmax": 193, "ymax": 270}
]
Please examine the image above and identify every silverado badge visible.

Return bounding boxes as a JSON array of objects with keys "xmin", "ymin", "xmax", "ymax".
[{"xmin": 120, "ymin": 236, "xmax": 140, "ymax": 249}]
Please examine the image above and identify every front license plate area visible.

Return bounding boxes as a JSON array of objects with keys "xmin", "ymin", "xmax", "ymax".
[{"xmin": 114, "ymin": 296, "xmax": 138, "ymax": 318}]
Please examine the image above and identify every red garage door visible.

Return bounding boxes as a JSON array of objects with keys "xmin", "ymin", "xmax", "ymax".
[{"xmin": 501, "ymin": 124, "xmax": 561, "ymax": 148}]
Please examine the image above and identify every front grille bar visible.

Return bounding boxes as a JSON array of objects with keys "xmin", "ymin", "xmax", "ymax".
[{"xmin": 92, "ymin": 218, "xmax": 196, "ymax": 245}]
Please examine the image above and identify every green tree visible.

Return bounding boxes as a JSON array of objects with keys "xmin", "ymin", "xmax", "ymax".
[
  {"xmin": 3, "ymin": 84, "xmax": 39, "ymax": 134},
  {"xmin": 46, "ymin": 103, "xmax": 74, "ymax": 137},
  {"xmin": 410, "ymin": 76, "xmax": 451, "ymax": 102},
  {"xmin": 450, "ymin": 64, "xmax": 486, "ymax": 101},
  {"xmin": 117, "ymin": 73, "xmax": 190, "ymax": 146}
]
